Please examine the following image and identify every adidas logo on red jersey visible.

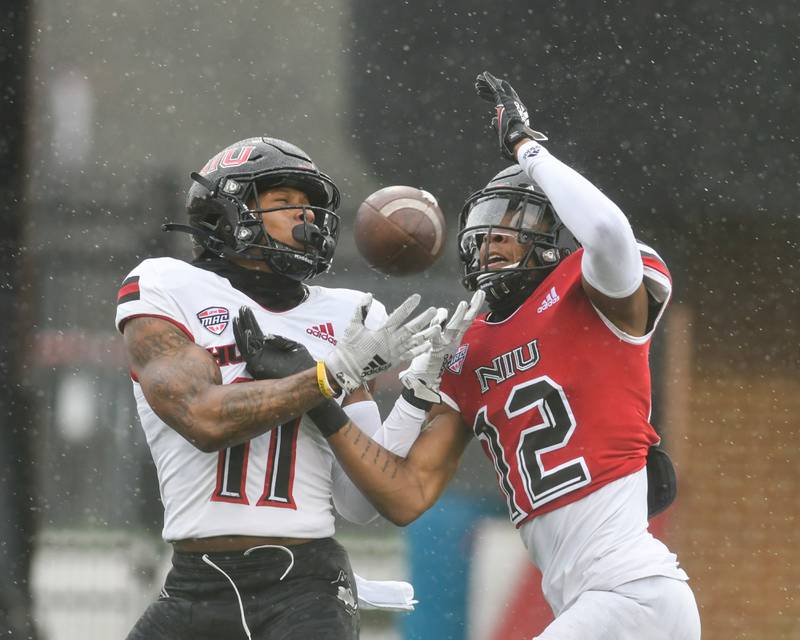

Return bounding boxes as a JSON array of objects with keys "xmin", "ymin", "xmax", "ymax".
[
  {"xmin": 536, "ymin": 286, "xmax": 560, "ymax": 313},
  {"xmin": 306, "ymin": 322, "xmax": 337, "ymax": 345}
]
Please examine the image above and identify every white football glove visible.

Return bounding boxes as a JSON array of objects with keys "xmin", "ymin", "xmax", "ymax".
[
  {"xmin": 399, "ymin": 290, "xmax": 485, "ymax": 404},
  {"xmin": 324, "ymin": 293, "xmax": 438, "ymax": 393}
]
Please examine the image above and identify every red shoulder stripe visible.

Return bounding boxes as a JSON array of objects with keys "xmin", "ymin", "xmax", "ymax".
[{"xmin": 117, "ymin": 275, "xmax": 140, "ymax": 304}]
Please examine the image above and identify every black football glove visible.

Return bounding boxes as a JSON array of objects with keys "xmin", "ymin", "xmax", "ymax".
[
  {"xmin": 232, "ymin": 306, "xmax": 349, "ymax": 438},
  {"xmin": 233, "ymin": 306, "xmax": 315, "ymax": 379},
  {"xmin": 474, "ymin": 71, "xmax": 547, "ymax": 161}
]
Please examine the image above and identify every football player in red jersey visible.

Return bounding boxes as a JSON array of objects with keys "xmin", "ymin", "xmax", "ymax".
[{"xmin": 235, "ymin": 73, "xmax": 701, "ymax": 639}]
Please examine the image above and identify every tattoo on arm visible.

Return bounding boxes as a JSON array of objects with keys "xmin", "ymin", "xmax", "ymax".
[
  {"xmin": 125, "ymin": 317, "xmax": 193, "ymax": 370},
  {"xmin": 219, "ymin": 383, "xmax": 264, "ymax": 427},
  {"xmin": 124, "ymin": 316, "xmax": 324, "ymax": 451},
  {"xmin": 340, "ymin": 422, "xmax": 403, "ymax": 479},
  {"xmin": 361, "ymin": 439, "xmax": 373, "ymax": 461},
  {"xmin": 125, "ymin": 319, "xmax": 221, "ymax": 430},
  {"xmin": 330, "ymin": 406, "xmax": 469, "ymax": 522}
]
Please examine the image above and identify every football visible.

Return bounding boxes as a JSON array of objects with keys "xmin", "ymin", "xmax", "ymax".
[{"xmin": 354, "ymin": 185, "xmax": 447, "ymax": 276}]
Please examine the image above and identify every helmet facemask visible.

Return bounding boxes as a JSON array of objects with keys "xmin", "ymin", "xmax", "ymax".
[
  {"xmin": 220, "ymin": 175, "xmax": 341, "ymax": 281},
  {"xmin": 458, "ymin": 183, "xmax": 577, "ymax": 315}
]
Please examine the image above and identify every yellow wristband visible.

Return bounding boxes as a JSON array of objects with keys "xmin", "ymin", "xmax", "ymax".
[{"xmin": 316, "ymin": 361, "xmax": 336, "ymax": 399}]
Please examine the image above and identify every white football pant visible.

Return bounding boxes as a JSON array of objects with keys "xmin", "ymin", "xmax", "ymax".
[{"xmin": 534, "ymin": 576, "xmax": 700, "ymax": 640}]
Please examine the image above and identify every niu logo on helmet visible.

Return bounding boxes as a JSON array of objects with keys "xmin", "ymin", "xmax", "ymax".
[{"xmin": 199, "ymin": 145, "xmax": 256, "ymax": 176}]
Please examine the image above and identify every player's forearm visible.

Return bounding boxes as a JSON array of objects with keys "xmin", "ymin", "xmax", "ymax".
[
  {"xmin": 128, "ymin": 316, "xmax": 327, "ymax": 451},
  {"xmin": 327, "ymin": 422, "xmax": 435, "ymax": 526},
  {"xmin": 147, "ymin": 365, "xmax": 324, "ymax": 452},
  {"xmin": 198, "ymin": 369, "xmax": 324, "ymax": 450}
]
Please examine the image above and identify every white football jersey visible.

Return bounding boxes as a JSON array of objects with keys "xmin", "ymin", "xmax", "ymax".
[{"xmin": 115, "ymin": 257, "xmax": 387, "ymax": 542}]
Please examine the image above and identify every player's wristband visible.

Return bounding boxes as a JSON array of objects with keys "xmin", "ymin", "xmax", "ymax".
[
  {"xmin": 401, "ymin": 386, "xmax": 433, "ymax": 412},
  {"xmin": 306, "ymin": 400, "xmax": 350, "ymax": 438},
  {"xmin": 316, "ymin": 360, "xmax": 337, "ymax": 398}
]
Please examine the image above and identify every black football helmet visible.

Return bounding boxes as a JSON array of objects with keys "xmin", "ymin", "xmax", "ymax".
[
  {"xmin": 167, "ymin": 137, "xmax": 341, "ymax": 281},
  {"xmin": 458, "ymin": 165, "xmax": 579, "ymax": 311}
]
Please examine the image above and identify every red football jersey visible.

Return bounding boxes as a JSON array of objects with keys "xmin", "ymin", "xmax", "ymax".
[{"xmin": 440, "ymin": 246, "xmax": 671, "ymax": 527}]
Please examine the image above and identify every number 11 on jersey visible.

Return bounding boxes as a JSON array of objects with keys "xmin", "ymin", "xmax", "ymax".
[{"xmin": 211, "ymin": 418, "xmax": 300, "ymax": 509}]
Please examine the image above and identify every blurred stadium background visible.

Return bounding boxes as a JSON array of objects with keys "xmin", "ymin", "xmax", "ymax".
[{"xmin": 1, "ymin": 0, "xmax": 797, "ymax": 638}]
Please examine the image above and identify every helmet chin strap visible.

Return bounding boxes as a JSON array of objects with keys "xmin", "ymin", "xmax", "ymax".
[
  {"xmin": 484, "ymin": 274, "xmax": 542, "ymax": 320},
  {"xmin": 478, "ymin": 249, "xmax": 549, "ymax": 320}
]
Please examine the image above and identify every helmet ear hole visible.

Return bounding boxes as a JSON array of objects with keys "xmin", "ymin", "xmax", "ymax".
[{"xmin": 540, "ymin": 248, "xmax": 558, "ymax": 264}]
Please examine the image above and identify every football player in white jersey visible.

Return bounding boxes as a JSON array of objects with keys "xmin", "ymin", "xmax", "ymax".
[
  {"xmin": 234, "ymin": 75, "xmax": 701, "ymax": 640},
  {"xmin": 116, "ymin": 136, "xmax": 477, "ymax": 640}
]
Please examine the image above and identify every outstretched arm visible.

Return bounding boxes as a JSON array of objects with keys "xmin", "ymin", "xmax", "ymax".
[
  {"xmin": 513, "ymin": 137, "xmax": 649, "ymax": 335},
  {"xmin": 475, "ymin": 71, "xmax": 649, "ymax": 335},
  {"xmin": 327, "ymin": 402, "xmax": 472, "ymax": 526},
  {"xmin": 124, "ymin": 316, "xmax": 323, "ymax": 452},
  {"xmin": 330, "ymin": 290, "xmax": 484, "ymax": 524}
]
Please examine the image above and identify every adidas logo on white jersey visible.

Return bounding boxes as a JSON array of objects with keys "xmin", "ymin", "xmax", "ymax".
[
  {"xmin": 306, "ymin": 322, "xmax": 337, "ymax": 345},
  {"xmin": 536, "ymin": 286, "xmax": 560, "ymax": 313}
]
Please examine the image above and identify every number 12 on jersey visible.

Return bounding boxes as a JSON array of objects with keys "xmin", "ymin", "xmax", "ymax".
[{"xmin": 475, "ymin": 376, "xmax": 591, "ymax": 524}]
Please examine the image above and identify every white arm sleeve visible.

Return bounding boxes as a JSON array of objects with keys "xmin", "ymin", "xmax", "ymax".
[
  {"xmin": 516, "ymin": 140, "xmax": 643, "ymax": 298},
  {"xmin": 331, "ymin": 400, "xmax": 383, "ymax": 525},
  {"xmin": 371, "ymin": 395, "xmax": 427, "ymax": 457},
  {"xmin": 330, "ymin": 396, "xmax": 427, "ymax": 525}
]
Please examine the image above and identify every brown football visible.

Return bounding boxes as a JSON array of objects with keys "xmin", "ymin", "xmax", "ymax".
[{"xmin": 354, "ymin": 185, "xmax": 447, "ymax": 276}]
